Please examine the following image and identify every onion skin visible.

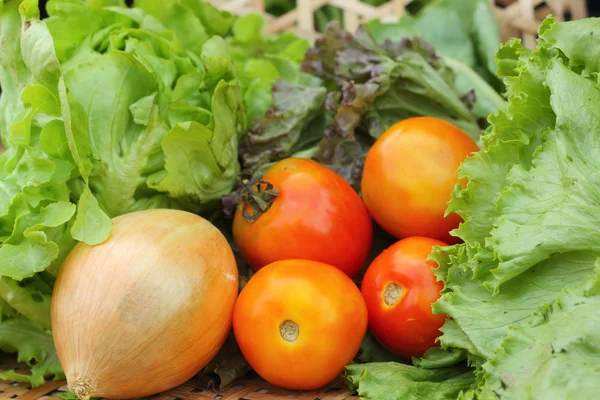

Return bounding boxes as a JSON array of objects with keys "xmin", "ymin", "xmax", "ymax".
[{"xmin": 51, "ymin": 209, "xmax": 238, "ymax": 400}]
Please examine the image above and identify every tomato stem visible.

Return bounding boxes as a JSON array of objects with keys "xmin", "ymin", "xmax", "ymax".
[
  {"xmin": 383, "ymin": 282, "xmax": 403, "ymax": 306},
  {"xmin": 240, "ymin": 179, "xmax": 279, "ymax": 223},
  {"xmin": 280, "ymin": 320, "xmax": 299, "ymax": 342}
]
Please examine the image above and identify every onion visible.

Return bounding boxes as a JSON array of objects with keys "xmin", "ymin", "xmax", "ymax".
[{"xmin": 51, "ymin": 209, "xmax": 238, "ymax": 400}]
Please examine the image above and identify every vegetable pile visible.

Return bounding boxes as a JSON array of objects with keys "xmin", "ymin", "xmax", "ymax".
[{"xmin": 2, "ymin": 0, "xmax": 600, "ymax": 398}]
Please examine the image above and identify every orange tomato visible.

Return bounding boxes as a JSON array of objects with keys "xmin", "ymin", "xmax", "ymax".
[
  {"xmin": 361, "ymin": 117, "xmax": 478, "ymax": 243},
  {"xmin": 233, "ymin": 158, "xmax": 373, "ymax": 278},
  {"xmin": 360, "ymin": 237, "xmax": 447, "ymax": 358},
  {"xmin": 233, "ymin": 259, "xmax": 368, "ymax": 390}
]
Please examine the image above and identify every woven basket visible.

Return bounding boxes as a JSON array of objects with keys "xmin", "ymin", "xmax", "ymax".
[
  {"xmin": 0, "ymin": 357, "xmax": 357, "ymax": 400},
  {"xmin": 206, "ymin": 0, "xmax": 588, "ymax": 47}
]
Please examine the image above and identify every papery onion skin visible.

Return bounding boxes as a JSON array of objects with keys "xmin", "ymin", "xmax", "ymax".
[{"xmin": 51, "ymin": 209, "xmax": 239, "ymax": 400}]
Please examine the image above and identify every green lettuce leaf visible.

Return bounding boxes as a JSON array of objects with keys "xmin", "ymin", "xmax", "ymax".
[
  {"xmin": 483, "ymin": 282, "xmax": 600, "ymax": 398},
  {"xmin": 368, "ymin": 0, "xmax": 502, "ymax": 88},
  {"xmin": 413, "ymin": 347, "xmax": 467, "ymax": 369},
  {"xmin": 227, "ymin": 13, "xmax": 317, "ymax": 125},
  {"xmin": 345, "ymin": 362, "xmax": 475, "ymax": 400},
  {"xmin": 355, "ymin": 331, "xmax": 405, "ymax": 364},
  {"xmin": 0, "ymin": 318, "xmax": 63, "ymax": 387},
  {"xmin": 425, "ymin": 16, "xmax": 600, "ymax": 397},
  {"xmin": 489, "ymin": 59, "xmax": 600, "ymax": 286},
  {"xmin": 0, "ymin": 0, "xmax": 30, "ymax": 146},
  {"xmin": 434, "ymin": 248, "xmax": 598, "ymax": 359}
]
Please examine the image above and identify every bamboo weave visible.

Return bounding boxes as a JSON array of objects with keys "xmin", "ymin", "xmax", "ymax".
[{"xmin": 0, "ymin": 358, "xmax": 357, "ymax": 400}]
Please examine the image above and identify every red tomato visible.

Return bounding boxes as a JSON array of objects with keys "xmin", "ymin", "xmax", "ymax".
[
  {"xmin": 233, "ymin": 259, "xmax": 368, "ymax": 390},
  {"xmin": 361, "ymin": 117, "xmax": 478, "ymax": 243},
  {"xmin": 360, "ymin": 237, "xmax": 447, "ymax": 358},
  {"xmin": 233, "ymin": 158, "xmax": 373, "ymax": 278}
]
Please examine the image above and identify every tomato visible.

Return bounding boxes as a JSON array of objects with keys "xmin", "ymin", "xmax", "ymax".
[
  {"xmin": 233, "ymin": 158, "xmax": 373, "ymax": 278},
  {"xmin": 361, "ymin": 117, "xmax": 478, "ymax": 243},
  {"xmin": 233, "ymin": 259, "xmax": 368, "ymax": 391},
  {"xmin": 360, "ymin": 237, "xmax": 447, "ymax": 358}
]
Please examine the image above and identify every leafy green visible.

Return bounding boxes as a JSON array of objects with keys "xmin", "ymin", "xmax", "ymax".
[
  {"xmin": 345, "ymin": 362, "xmax": 475, "ymax": 400},
  {"xmin": 434, "ymin": 248, "xmax": 598, "ymax": 359},
  {"xmin": 355, "ymin": 331, "xmax": 405, "ymax": 364},
  {"xmin": 304, "ymin": 26, "xmax": 482, "ymax": 138},
  {"xmin": 349, "ymin": 15, "xmax": 600, "ymax": 398},
  {"xmin": 430, "ymin": 16, "xmax": 600, "ymax": 398},
  {"xmin": 238, "ymin": 22, "xmax": 500, "ymax": 195},
  {"xmin": 227, "ymin": 14, "xmax": 317, "ymax": 126},
  {"xmin": 413, "ymin": 347, "xmax": 467, "ymax": 369},
  {"xmin": 0, "ymin": 318, "xmax": 64, "ymax": 387},
  {"xmin": 238, "ymin": 80, "xmax": 326, "ymax": 175},
  {"xmin": 368, "ymin": 0, "xmax": 502, "ymax": 88},
  {"xmin": 483, "ymin": 286, "xmax": 600, "ymax": 399},
  {"xmin": 0, "ymin": 0, "xmax": 246, "ymax": 385},
  {"xmin": 368, "ymin": 0, "xmax": 505, "ymax": 121},
  {"xmin": 304, "ymin": 23, "xmax": 492, "ymax": 187}
]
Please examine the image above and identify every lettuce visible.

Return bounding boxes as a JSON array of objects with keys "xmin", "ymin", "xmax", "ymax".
[
  {"xmin": 0, "ymin": 0, "xmax": 245, "ymax": 385},
  {"xmin": 345, "ymin": 362, "xmax": 475, "ymax": 400},
  {"xmin": 226, "ymin": 13, "xmax": 319, "ymax": 126},
  {"xmin": 348, "ymin": 16, "xmax": 600, "ymax": 398},
  {"xmin": 235, "ymin": 22, "xmax": 501, "ymax": 194},
  {"xmin": 368, "ymin": 0, "xmax": 504, "ymax": 97}
]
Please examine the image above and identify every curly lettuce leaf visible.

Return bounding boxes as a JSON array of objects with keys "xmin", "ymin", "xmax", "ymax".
[
  {"xmin": 448, "ymin": 38, "xmax": 553, "ymax": 247},
  {"xmin": 238, "ymin": 80, "xmax": 326, "ymax": 174},
  {"xmin": 0, "ymin": 318, "xmax": 63, "ymax": 387},
  {"xmin": 355, "ymin": 331, "xmax": 405, "ymax": 364},
  {"xmin": 483, "ymin": 281, "xmax": 600, "ymax": 399},
  {"xmin": 434, "ymin": 248, "xmax": 598, "ymax": 359},
  {"xmin": 425, "ymin": 15, "xmax": 600, "ymax": 398},
  {"xmin": 368, "ymin": 0, "xmax": 502, "ymax": 87},
  {"xmin": 489, "ymin": 59, "xmax": 600, "ymax": 286},
  {"xmin": 413, "ymin": 347, "xmax": 467, "ymax": 369},
  {"xmin": 227, "ymin": 13, "xmax": 317, "ymax": 125},
  {"xmin": 0, "ymin": 276, "xmax": 52, "ymax": 329},
  {"xmin": 345, "ymin": 362, "xmax": 475, "ymax": 400},
  {"xmin": 303, "ymin": 24, "xmax": 481, "ymax": 139},
  {"xmin": 368, "ymin": 0, "xmax": 505, "ymax": 122},
  {"xmin": 134, "ymin": 0, "xmax": 234, "ymax": 55}
]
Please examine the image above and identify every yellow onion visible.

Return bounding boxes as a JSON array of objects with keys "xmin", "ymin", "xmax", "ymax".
[{"xmin": 51, "ymin": 209, "xmax": 238, "ymax": 400}]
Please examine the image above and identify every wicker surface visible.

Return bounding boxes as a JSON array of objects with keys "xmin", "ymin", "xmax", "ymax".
[{"xmin": 0, "ymin": 357, "xmax": 357, "ymax": 400}]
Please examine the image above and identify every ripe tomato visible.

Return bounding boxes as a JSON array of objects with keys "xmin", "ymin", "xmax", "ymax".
[
  {"xmin": 233, "ymin": 259, "xmax": 368, "ymax": 390},
  {"xmin": 361, "ymin": 117, "xmax": 478, "ymax": 243},
  {"xmin": 233, "ymin": 158, "xmax": 373, "ymax": 278},
  {"xmin": 360, "ymin": 237, "xmax": 447, "ymax": 358}
]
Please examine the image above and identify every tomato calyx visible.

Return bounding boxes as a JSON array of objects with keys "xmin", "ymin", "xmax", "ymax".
[
  {"xmin": 240, "ymin": 179, "xmax": 279, "ymax": 222},
  {"xmin": 383, "ymin": 282, "xmax": 404, "ymax": 307},
  {"xmin": 280, "ymin": 320, "xmax": 299, "ymax": 342}
]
